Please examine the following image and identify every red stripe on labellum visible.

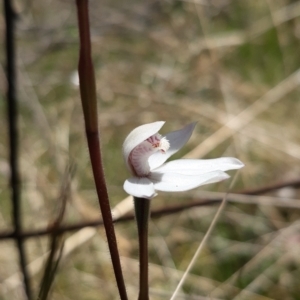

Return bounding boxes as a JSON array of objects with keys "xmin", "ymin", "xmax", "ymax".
[{"xmin": 129, "ymin": 134, "xmax": 170, "ymax": 177}]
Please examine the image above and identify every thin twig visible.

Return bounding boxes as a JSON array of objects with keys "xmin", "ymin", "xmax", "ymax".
[
  {"xmin": 4, "ymin": 1, "xmax": 32, "ymax": 299},
  {"xmin": 0, "ymin": 177, "xmax": 300, "ymax": 240}
]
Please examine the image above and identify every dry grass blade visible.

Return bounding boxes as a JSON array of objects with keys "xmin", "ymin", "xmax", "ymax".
[
  {"xmin": 186, "ymin": 69, "xmax": 300, "ymax": 159},
  {"xmin": 231, "ymin": 250, "xmax": 296, "ymax": 300},
  {"xmin": 192, "ymin": 191, "xmax": 300, "ymax": 209},
  {"xmin": 37, "ymin": 164, "xmax": 73, "ymax": 300},
  {"xmin": 0, "ymin": 228, "xmax": 96, "ymax": 295},
  {"xmin": 170, "ymin": 172, "xmax": 240, "ymax": 300},
  {"xmin": 186, "ymin": 0, "xmax": 300, "ymax": 52},
  {"xmin": 0, "ymin": 193, "xmax": 132, "ymax": 294},
  {"xmin": 210, "ymin": 220, "xmax": 300, "ymax": 298}
]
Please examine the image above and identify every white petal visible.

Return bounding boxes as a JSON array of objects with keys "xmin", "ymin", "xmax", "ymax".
[
  {"xmin": 123, "ymin": 121, "xmax": 165, "ymax": 172},
  {"xmin": 123, "ymin": 177, "xmax": 156, "ymax": 199},
  {"xmin": 148, "ymin": 122, "xmax": 197, "ymax": 170},
  {"xmin": 150, "ymin": 171, "xmax": 230, "ymax": 192},
  {"xmin": 154, "ymin": 157, "xmax": 244, "ymax": 175}
]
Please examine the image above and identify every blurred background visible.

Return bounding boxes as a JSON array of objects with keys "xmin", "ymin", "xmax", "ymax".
[{"xmin": 1, "ymin": 0, "xmax": 300, "ymax": 299}]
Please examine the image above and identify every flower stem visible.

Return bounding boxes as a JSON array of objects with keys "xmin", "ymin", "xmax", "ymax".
[
  {"xmin": 134, "ymin": 197, "xmax": 151, "ymax": 300},
  {"xmin": 76, "ymin": 1, "xmax": 128, "ymax": 299}
]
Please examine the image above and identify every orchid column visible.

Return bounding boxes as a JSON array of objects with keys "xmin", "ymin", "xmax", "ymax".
[{"xmin": 122, "ymin": 121, "xmax": 244, "ymax": 299}]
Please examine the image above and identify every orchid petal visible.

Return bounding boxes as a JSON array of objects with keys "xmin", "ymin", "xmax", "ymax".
[
  {"xmin": 150, "ymin": 171, "xmax": 230, "ymax": 192},
  {"xmin": 123, "ymin": 121, "xmax": 165, "ymax": 171},
  {"xmin": 154, "ymin": 157, "xmax": 244, "ymax": 175},
  {"xmin": 123, "ymin": 177, "xmax": 156, "ymax": 199},
  {"xmin": 148, "ymin": 122, "xmax": 197, "ymax": 170}
]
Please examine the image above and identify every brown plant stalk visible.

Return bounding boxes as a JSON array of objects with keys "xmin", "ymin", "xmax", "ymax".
[
  {"xmin": 134, "ymin": 198, "xmax": 151, "ymax": 300},
  {"xmin": 75, "ymin": 1, "xmax": 127, "ymax": 299},
  {"xmin": 4, "ymin": 0, "xmax": 32, "ymax": 299}
]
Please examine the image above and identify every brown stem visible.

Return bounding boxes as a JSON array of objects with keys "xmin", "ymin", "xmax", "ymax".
[
  {"xmin": 86, "ymin": 132, "xmax": 128, "ymax": 300},
  {"xmin": 76, "ymin": 1, "xmax": 127, "ymax": 299},
  {"xmin": 134, "ymin": 197, "xmax": 151, "ymax": 300},
  {"xmin": 4, "ymin": 1, "xmax": 32, "ymax": 299}
]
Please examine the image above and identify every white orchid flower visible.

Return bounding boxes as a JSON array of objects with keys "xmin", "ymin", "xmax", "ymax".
[{"xmin": 123, "ymin": 121, "xmax": 244, "ymax": 199}]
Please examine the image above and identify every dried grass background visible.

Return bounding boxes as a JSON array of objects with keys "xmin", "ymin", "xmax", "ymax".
[{"xmin": 1, "ymin": 0, "xmax": 300, "ymax": 299}]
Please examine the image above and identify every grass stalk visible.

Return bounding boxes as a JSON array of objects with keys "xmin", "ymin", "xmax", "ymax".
[{"xmin": 170, "ymin": 172, "xmax": 240, "ymax": 300}]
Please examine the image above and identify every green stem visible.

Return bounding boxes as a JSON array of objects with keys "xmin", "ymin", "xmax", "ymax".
[{"xmin": 134, "ymin": 197, "xmax": 151, "ymax": 300}]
